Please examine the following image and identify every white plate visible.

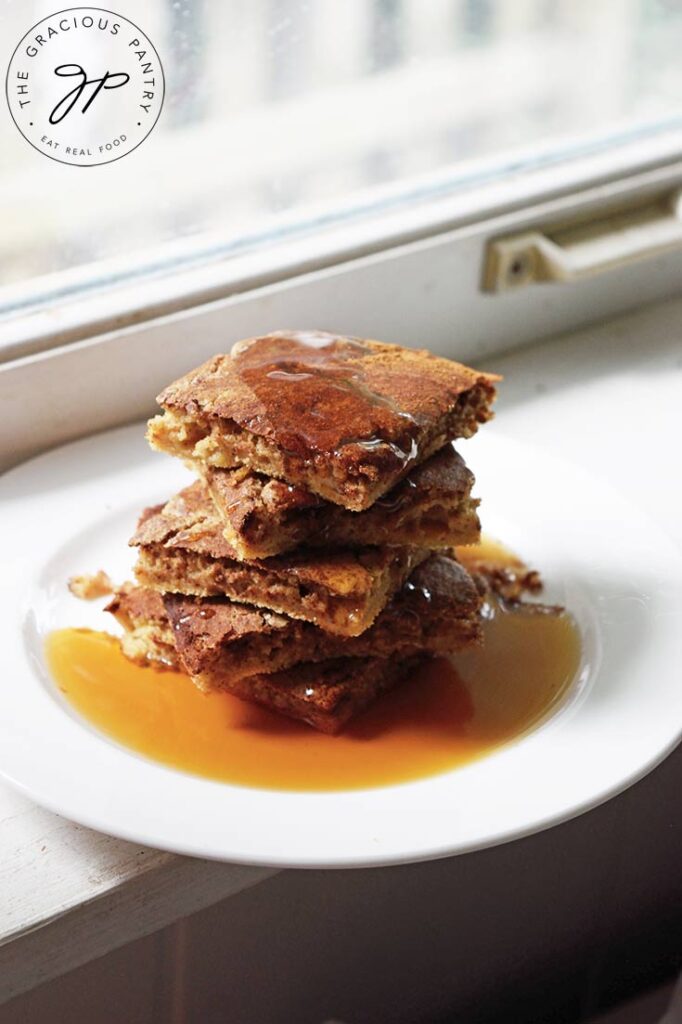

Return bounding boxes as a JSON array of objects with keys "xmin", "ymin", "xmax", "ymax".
[{"xmin": 1, "ymin": 424, "xmax": 681, "ymax": 868}]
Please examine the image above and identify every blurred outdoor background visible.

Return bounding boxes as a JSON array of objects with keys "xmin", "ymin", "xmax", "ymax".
[{"xmin": 1, "ymin": 0, "xmax": 682, "ymax": 314}]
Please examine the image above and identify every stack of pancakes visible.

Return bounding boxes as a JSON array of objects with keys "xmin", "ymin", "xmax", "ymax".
[{"xmin": 108, "ymin": 331, "xmax": 499, "ymax": 733}]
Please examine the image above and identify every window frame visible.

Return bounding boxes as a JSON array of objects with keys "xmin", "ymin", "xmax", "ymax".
[
  {"xmin": 2, "ymin": 125, "xmax": 682, "ymax": 363},
  {"xmin": 3, "ymin": 136, "xmax": 682, "ymax": 470}
]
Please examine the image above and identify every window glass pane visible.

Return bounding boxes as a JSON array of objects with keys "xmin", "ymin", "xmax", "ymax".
[{"xmin": 2, "ymin": 0, "xmax": 681, "ymax": 318}]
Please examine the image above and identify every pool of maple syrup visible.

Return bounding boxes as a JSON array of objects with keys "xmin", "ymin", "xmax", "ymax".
[{"xmin": 46, "ymin": 538, "xmax": 582, "ymax": 792}]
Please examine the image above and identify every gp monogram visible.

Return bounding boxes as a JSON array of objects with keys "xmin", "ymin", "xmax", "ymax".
[{"xmin": 5, "ymin": 7, "xmax": 164, "ymax": 166}]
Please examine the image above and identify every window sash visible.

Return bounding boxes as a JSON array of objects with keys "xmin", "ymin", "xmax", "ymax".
[
  {"xmin": 2, "ymin": 124, "xmax": 682, "ymax": 364},
  {"xmin": 3, "ymin": 144, "xmax": 682, "ymax": 471}
]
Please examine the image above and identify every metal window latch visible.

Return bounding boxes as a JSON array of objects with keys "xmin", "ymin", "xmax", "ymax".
[{"xmin": 483, "ymin": 186, "xmax": 682, "ymax": 292}]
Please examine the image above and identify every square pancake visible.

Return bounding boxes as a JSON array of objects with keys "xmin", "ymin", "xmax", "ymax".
[
  {"xmin": 213, "ymin": 655, "xmax": 425, "ymax": 734},
  {"xmin": 105, "ymin": 590, "xmax": 423, "ymax": 733},
  {"xmin": 108, "ymin": 554, "xmax": 481, "ymax": 689},
  {"xmin": 147, "ymin": 331, "xmax": 498, "ymax": 510},
  {"xmin": 204, "ymin": 442, "xmax": 480, "ymax": 560},
  {"xmin": 130, "ymin": 482, "xmax": 429, "ymax": 636}
]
